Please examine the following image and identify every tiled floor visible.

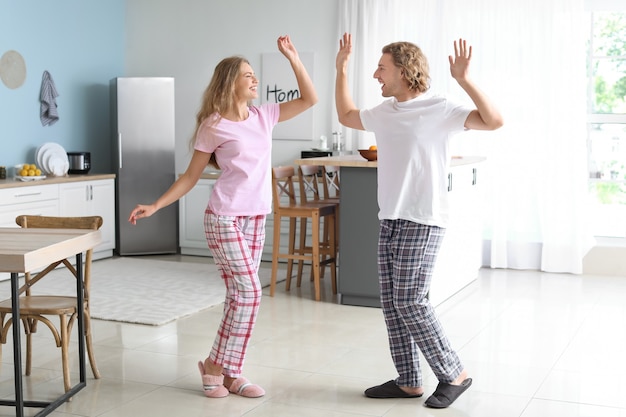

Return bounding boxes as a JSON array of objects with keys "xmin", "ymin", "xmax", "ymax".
[{"xmin": 1, "ymin": 255, "xmax": 626, "ymax": 416}]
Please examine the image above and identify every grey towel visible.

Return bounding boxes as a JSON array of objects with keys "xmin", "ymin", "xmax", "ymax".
[{"xmin": 40, "ymin": 70, "xmax": 59, "ymax": 126}]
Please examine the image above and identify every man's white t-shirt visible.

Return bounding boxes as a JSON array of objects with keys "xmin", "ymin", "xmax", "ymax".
[{"xmin": 360, "ymin": 92, "xmax": 471, "ymax": 228}]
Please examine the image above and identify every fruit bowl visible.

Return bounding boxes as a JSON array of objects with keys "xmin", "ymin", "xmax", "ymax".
[
  {"xmin": 358, "ymin": 149, "xmax": 378, "ymax": 161},
  {"xmin": 14, "ymin": 164, "xmax": 43, "ymax": 178}
]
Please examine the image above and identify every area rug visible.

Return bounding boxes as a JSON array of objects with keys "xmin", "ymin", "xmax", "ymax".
[{"xmin": 0, "ymin": 257, "xmax": 278, "ymax": 326}]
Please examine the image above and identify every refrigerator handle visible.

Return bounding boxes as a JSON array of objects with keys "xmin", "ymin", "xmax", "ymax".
[{"xmin": 118, "ymin": 132, "xmax": 123, "ymax": 169}]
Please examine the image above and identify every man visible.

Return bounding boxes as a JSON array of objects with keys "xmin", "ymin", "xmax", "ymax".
[{"xmin": 335, "ymin": 33, "xmax": 502, "ymax": 408}]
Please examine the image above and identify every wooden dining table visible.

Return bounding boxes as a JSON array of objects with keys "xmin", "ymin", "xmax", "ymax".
[{"xmin": 0, "ymin": 227, "xmax": 101, "ymax": 417}]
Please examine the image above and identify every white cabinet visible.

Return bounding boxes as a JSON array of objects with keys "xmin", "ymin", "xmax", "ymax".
[
  {"xmin": 59, "ymin": 179, "xmax": 116, "ymax": 259},
  {"xmin": 0, "ymin": 185, "xmax": 60, "ymax": 228},
  {"xmin": 0, "ymin": 185, "xmax": 60, "ymax": 281},
  {"xmin": 429, "ymin": 163, "xmax": 483, "ymax": 306},
  {"xmin": 179, "ymin": 177, "xmax": 278, "ymax": 261},
  {"xmin": 179, "ymin": 178, "xmax": 214, "ymax": 256},
  {"xmin": 0, "ymin": 176, "xmax": 116, "ymax": 280}
]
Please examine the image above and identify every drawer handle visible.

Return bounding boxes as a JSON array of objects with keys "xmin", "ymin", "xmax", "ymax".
[{"xmin": 14, "ymin": 191, "xmax": 43, "ymax": 198}]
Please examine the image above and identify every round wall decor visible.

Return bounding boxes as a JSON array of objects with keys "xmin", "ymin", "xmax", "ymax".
[{"xmin": 0, "ymin": 50, "xmax": 27, "ymax": 89}]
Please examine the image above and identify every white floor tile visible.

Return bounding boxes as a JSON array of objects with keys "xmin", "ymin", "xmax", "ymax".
[{"xmin": 1, "ymin": 257, "xmax": 625, "ymax": 416}]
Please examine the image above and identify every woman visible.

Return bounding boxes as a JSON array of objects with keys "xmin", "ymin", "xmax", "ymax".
[{"xmin": 128, "ymin": 35, "xmax": 317, "ymax": 398}]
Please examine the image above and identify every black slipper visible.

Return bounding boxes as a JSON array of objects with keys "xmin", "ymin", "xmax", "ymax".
[
  {"xmin": 424, "ymin": 378, "xmax": 472, "ymax": 408},
  {"xmin": 364, "ymin": 380, "xmax": 423, "ymax": 398}
]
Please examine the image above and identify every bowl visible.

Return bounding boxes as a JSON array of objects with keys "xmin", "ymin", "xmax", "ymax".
[
  {"xmin": 358, "ymin": 149, "xmax": 378, "ymax": 161},
  {"xmin": 14, "ymin": 164, "xmax": 29, "ymax": 176}
]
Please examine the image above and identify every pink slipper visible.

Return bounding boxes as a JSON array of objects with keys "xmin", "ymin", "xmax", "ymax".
[
  {"xmin": 228, "ymin": 377, "xmax": 265, "ymax": 398},
  {"xmin": 197, "ymin": 361, "xmax": 228, "ymax": 398}
]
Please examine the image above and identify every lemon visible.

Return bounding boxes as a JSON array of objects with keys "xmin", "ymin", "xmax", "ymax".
[
  {"xmin": 35, "ymin": 169, "xmax": 42, "ymax": 176},
  {"xmin": 20, "ymin": 169, "xmax": 28, "ymax": 176},
  {"xmin": 28, "ymin": 169, "xmax": 35, "ymax": 176}
]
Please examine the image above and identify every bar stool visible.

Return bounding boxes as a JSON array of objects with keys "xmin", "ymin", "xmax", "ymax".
[
  {"xmin": 322, "ymin": 165, "xmax": 340, "ymax": 201},
  {"xmin": 296, "ymin": 165, "xmax": 339, "ymax": 285},
  {"xmin": 322, "ymin": 164, "xmax": 340, "ymax": 243},
  {"xmin": 270, "ymin": 166, "xmax": 338, "ymax": 301}
]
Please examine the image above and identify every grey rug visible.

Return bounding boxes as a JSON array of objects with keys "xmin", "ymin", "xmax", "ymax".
[{"xmin": 0, "ymin": 257, "xmax": 278, "ymax": 326}]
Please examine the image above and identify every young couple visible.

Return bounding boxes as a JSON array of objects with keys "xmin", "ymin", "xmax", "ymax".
[{"xmin": 128, "ymin": 33, "xmax": 502, "ymax": 407}]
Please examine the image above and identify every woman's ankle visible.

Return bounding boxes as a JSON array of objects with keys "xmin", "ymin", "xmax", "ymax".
[
  {"xmin": 204, "ymin": 359, "xmax": 223, "ymax": 376},
  {"xmin": 223, "ymin": 376, "xmax": 236, "ymax": 389}
]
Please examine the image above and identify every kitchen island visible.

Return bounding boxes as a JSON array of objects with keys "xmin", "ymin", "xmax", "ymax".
[{"xmin": 295, "ymin": 154, "xmax": 485, "ymax": 308}]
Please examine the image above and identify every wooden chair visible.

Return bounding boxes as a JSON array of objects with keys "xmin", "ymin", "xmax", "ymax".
[
  {"xmin": 0, "ymin": 215, "xmax": 103, "ymax": 393},
  {"xmin": 270, "ymin": 166, "xmax": 337, "ymax": 301},
  {"xmin": 321, "ymin": 164, "xmax": 341, "ymax": 252},
  {"xmin": 322, "ymin": 165, "xmax": 341, "ymax": 201},
  {"xmin": 296, "ymin": 165, "xmax": 340, "ymax": 285}
]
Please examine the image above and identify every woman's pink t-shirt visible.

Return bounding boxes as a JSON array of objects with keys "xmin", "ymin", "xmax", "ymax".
[{"xmin": 194, "ymin": 103, "xmax": 279, "ymax": 216}]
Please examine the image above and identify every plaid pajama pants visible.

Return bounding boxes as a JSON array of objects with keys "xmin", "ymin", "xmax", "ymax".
[
  {"xmin": 204, "ymin": 211, "xmax": 265, "ymax": 378},
  {"xmin": 378, "ymin": 219, "xmax": 463, "ymax": 387}
]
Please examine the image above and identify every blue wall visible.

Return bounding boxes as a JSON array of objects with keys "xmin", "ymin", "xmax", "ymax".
[{"xmin": 0, "ymin": 0, "xmax": 125, "ymax": 174}]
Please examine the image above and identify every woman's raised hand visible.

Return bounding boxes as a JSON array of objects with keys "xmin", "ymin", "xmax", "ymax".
[{"xmin": 277, "ymin": 35, "xmax": 298, "ymax": 61}]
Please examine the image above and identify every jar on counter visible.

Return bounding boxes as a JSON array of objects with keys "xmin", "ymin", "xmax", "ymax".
[
  {"xmin": 0, "ymin": 166, "xmax": 6, "ymax": 179},
  {"xmin": 332, "ymin": 131, "xmax": 344, "ymax": 151}
]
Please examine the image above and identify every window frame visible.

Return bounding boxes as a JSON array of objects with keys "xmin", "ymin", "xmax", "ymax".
[{"xmin": 587, "ymin": 9, "xmax": 626, "ymax": 245}]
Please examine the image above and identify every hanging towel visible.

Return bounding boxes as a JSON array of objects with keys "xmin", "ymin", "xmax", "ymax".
[{"xmin": 40, "ymin": 70, "xmax": 59, "ymax": 126}]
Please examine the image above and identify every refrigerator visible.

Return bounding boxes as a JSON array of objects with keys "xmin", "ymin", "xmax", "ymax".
[{"xmin": 110, "ymin": 77, "xmax": 178, "ymax": 255}]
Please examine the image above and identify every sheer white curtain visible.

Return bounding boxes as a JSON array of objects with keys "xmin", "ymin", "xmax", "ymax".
[{"xmin": 337, "ymin": 0, "xmax": 594, "ymax": 273}]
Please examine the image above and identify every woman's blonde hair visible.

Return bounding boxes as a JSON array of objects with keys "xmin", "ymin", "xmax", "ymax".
[
  {"xmin": 381, "ymin": 41, "xmax": 430, "ymax": 93},
  {"xmin": 189, "ymin": 56, "xmax": 251, "ymax": 169}
]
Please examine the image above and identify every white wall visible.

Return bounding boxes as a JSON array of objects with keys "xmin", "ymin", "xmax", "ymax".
[{"xmin": 124, "ymin": 0, "xmax": 339, "ymax": 173}]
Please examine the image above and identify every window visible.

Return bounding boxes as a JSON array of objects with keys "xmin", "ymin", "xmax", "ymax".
[{"xmin": 587, "ymin": 11, "xmax": 626, "ymax": 239}]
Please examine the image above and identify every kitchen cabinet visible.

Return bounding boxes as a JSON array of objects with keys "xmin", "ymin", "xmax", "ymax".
[
  {"xmin": 0, "ymin": 185, "xmax": 60, "ymax": 281},
  {"xmin": 179, "ymin": 176, "xmax": 287, "ymax": 261},
  {"xmin": 179, "ymin": 178, "xmax": 214, "ymax": 257},
  {"xmin": 0, "ymin": 184, "xmax": 60, "ymax": 227},
  {"xmin": 429, "ymin": 163, "xmax": 483, "ymax": 306},
  {"xmin": 0, "ymin": 175, "xmax": 116, "ymax": 281},
  {"xmin": 58, "ymin": 179, "xmax": 116, "ymax": 258}
]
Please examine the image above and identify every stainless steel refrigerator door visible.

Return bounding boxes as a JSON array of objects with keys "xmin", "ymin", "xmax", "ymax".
[{"xmin": 113, "ymin": 77, "xmax": 178, "ymax": 255}]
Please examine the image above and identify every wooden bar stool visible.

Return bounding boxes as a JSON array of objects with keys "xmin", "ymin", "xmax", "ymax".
[
  {"xmin": 270, "ymin": 166, "xmax": 337, "ymax": 301},
  {"xmin": 321, "ymin": 164, "xmax": 340, "ymax": 242},
  {"xmin": 296, "ymin": 165, "xmax": 339, "ymax": 285},
  {"xmin": 322, "ymin": 165, "xmax": 340, "ymax": 201}
]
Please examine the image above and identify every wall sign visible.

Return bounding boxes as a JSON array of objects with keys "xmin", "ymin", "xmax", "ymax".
[{"xmin": 261, "ymin": 52, "xmax": 314, "ymax": 140}]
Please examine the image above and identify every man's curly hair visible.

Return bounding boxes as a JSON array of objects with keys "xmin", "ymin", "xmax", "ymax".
[{"xmin": 381, "ymin": 41, "xmax": 430, "ymax": 93}]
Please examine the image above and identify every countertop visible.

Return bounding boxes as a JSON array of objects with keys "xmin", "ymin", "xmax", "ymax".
[
  {"xmin": 0, "ymin": 173, "xmax": 116, "ymax": 190},
  {"xmin": 177, "ymin": 171, "xmax": 221, "ymax": 180},
  {"xmin": 294, "ymin": 154, "xmax": 486, "ymax": 167}
]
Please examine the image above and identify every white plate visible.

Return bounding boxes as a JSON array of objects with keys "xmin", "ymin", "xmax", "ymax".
[
  {"xmin": 15, "ymin": 175, "xmax": 46, "ymax": 181},
  {"xmin": 37, "ymin": 142, "xmax": 67, "ymax": 175},
  {"xmin": 42, "ymin": 152, "xmax": 53, "ymax": 174},
  {"xmin": 35, "ymin": 144, "xmax": 45, "ymax": 169},
  {"xmin": 48, "ymin": 156, "xmax": 68, "ymax": 176}
]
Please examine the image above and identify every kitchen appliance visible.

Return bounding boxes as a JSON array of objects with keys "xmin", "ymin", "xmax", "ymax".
[
  {"xmin": 110, "ymin": 77, "xmax": 178, "ymax": 255},
  {"xmin": 67, "ymin": 151, "xmax": 91, "ymax": 174}
]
